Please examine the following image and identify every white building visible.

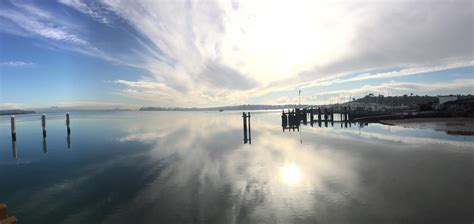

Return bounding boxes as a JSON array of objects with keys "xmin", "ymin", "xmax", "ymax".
[{"xmin": 438, "ymin": 95, "xmax": 458, "ymax": 104}]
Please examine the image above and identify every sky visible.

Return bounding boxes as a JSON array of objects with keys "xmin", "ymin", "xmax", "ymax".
[{"xmin": 0, "ymin": 0, "xmax": 473, "ymax": 109}]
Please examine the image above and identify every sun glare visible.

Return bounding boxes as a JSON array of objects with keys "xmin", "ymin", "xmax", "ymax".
[{"xmin": 280, "ymin": 164, "xmax": 302, "ymax": 185}]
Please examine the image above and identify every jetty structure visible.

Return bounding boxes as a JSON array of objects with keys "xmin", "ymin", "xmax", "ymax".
[
  {"xmin": 281, "ymin": 95, "xmax": 474, "ymax": 130},
  {"xmin": 0, "ymin": 202, "xmax": 17, "ymax": 224},
  {"xmin": 281, "ymin": 107, "xmax": 352, "ymax": 131}
]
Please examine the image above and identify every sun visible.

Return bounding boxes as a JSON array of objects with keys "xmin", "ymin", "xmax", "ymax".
[{"xmin": 280, "ymin": 164, "xmax": 302, "ymax": 185}]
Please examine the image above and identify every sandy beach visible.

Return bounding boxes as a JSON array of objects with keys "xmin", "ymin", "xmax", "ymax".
[{"xmin": 381, "ymin": 117, "xmax": 474, "ymax": 135}]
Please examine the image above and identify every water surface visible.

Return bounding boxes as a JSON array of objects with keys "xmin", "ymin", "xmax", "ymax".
[{"xmin": 1, "ymin": 111, "xmax": 473, "ymax": 223}]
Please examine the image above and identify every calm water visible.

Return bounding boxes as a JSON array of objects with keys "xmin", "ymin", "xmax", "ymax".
[{"xmin": 0, "ymin": 111, "xmax": 473, "ymax": 223}]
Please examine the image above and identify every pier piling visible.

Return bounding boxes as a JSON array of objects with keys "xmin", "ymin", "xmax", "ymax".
[
  {"xmin": 248, "ymin": 112, "xmax": 251, "ymax": 144},
  {"xmin": 243, "ymin": 112, "xmax": 248, "ymax": 143},
  {"xmin": 66, "ymin": 112, "xmax": 71, "ymax": 135},
  {"xmin": 11, "ymin": 116, "xmax": 16, "ymax": 141},
  {"xmin": 41, "ymin": 114, "xmax": 47, "ymax": 138}
]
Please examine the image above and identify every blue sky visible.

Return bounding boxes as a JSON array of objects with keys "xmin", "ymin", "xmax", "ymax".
[{"xmin": 0, "ymin": 0, "xmax": 473, "ymax": 109}]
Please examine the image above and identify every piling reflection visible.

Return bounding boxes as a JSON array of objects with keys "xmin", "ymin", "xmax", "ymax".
[
  {"xmin": 67, "ymin": 134, "xmax": 71, "ymax": 149},
  {"xmin": 11, "ymin": 140, "xmax": 17, "ymax": 159},
  {"xmin": 42, "ymin": 137, "xmax": 48, "ymax": 154}
]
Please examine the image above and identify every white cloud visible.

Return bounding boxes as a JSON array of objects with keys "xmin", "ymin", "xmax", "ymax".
[
  {"xmin": 114, "ymin": 80, "xmax": 168, "ymax": 89},
  {"xmin": 0, "ymin": 4, "xmax": 88, "ymax": 45},
  {"xmin": 98, "ymin": 0, "xmax": 472, "ymax": 106},
  {"xmin": 0, "ymin": 103, "xmax": 27, "ymax": 110},
  {"xmin": 1, "ymin": 0, "xmax": 472, "ymax": 106},
  {"xmin": 0, "ymin": 61, "xmax": 34, "ymax": 67},
  {"xmin": 58, "ymin": 0, "xmax": 115, "ymax": 24},
  {"xmin": 55, "ymin": 101, "xmax": 137, "ymax": 109},
  {"xmin": 0, "ymin": 1, "xmax": 136, "ymax": 68},
  {"xmin": 299, "ymin": 61, "xmax": 474, "ymax": 89}
]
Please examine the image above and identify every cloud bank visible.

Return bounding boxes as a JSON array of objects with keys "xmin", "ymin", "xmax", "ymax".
[{"xmin": 1, "ymin": 0, "xmax": 472, "ymax": 107}]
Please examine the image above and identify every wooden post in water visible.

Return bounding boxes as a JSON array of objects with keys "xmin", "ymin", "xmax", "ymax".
[
  {"xmin": 41, "ymin": 114, "xmax": 47, "ymax": 153},
  {"xmin": 331, "ymin": 112, "xmax": 334, "ymax": 127},
  {"xmin": 344, "ymin": 107, "xmax": 348, "ymax": 121},
  {"xmin": 318, "ymin": 107, "xmax": 322, "ymax": 126},
  {"xmin": 66, "ymin": 112, "xmax": 71, "ymax": 135},
  {"xmin": 41, "ymin": 114, "xmax": 47, "ymax": 138},
  {"xmin": 324, "ymin": 108, "xmax": 328, "ymax": 127},
  {"xmin": 248, "ymin": 112, "xmax": 251, "ymax": 144},
  {"xmin": 242, "ymin": 112, "xmax": 248, "ymax": 143},
  {"xmin": 281, "ymin": 110, "xmax": 287, "ymax": 131},
  {"xmin": 11, "ymin": 116, "xmax": 16, "ymax": 141},
  {"xmin": 324, "ymin": 108, "xmax": 328, "ymax": 122},
  {"xmin": 347, "ymin": 107, "xmax": 351, "ymax": 121}
]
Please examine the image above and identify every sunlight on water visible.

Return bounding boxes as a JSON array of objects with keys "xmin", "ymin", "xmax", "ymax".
[{"xmin": 280, "ymin": 164, "xmax": 302, "ymax": 185}]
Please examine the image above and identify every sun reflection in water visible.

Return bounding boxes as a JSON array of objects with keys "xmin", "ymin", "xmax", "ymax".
[{"xmin": 280, "ymin": 164, "xmax": 302, "ymax": 185}]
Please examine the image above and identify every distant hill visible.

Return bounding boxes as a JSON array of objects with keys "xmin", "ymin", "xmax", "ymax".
[
  {"xmin": 139, "ymin": 104, "xmax": 309, "ymax": 111},
  {"xmin": 0, "ymin": 110, "xmax": 35, "ymax": 116},
  {"xmin": 140, "ymin": 94, "xmax": 474, "ymax": 111},
  {"xmin": 352, "ymin": 94, "xmax": 473, "ymax": 106}
]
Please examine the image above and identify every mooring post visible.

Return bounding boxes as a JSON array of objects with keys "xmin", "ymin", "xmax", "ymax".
[
  {"xmin": 318, "ymin": 107, "xmax": 322, "ymax": 125},
  {"xmin": 281, "ymin": 110, "xmax": 287, "ymax": 131},
  {"xmin": 303, "ymin": 109, "xmax": 307, "ymax": 125},
  {"xmin": 248, "ymin": 112, "xmax": 251, "ymax": 144},
  {"xmin": 11, "ymin": 115, "xmax": 16, "ymax": 141},
  {"xmin": 41, "ymin": 114, "xmax": 47, "ymax": 138},
  {"xmin": 324, "ymin": 108, "xmax": 328, "ymax": 122},
  {"xmin": 317, "ymin": 107, "xmax": 320, "ymax": 119},
  {"xmin": 344, "ymin": 107, "xmax": 348, "ymax": 121},
  {"xmin": 66, "ymin": 112, "xmax": 71, "ymax": 135},
  {"xmin": 242, "ymin": 112, "xmax": 248, "ymax": 143}
]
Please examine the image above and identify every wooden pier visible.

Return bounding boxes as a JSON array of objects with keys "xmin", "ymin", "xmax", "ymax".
[
  {"xmin": 281, "ymin": 107, "xmax": 353, "ymax": 131},
  {"xmin": 0, "ymin": 203, "xmax": 17, "ymax": 224}
]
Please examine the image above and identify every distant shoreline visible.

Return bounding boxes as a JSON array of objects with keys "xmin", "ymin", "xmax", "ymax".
[
  {"xmin": 380, "ymin": 117, "xmax": 474, "ymax": 135},
  {"xmin": 0, "ymin": 110, "xmax": 35, "ymax": 116},
  {"xmin": 139, "ymin": 105, "xmax": 304, "ymax": 112}
]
